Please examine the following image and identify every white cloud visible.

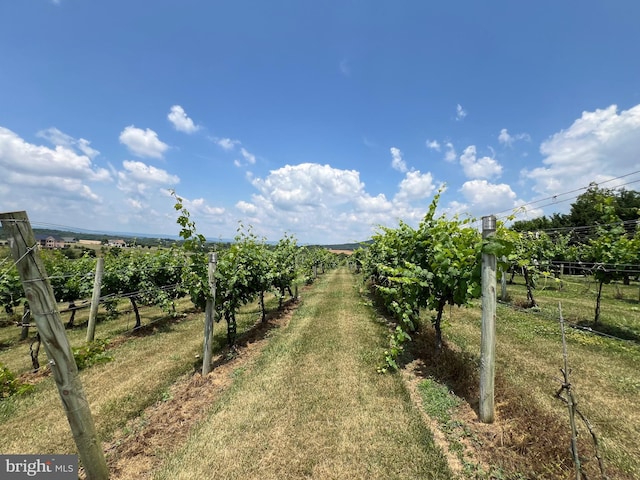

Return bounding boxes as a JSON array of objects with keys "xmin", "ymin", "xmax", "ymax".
[
  {"xmin": 0, "ymin": 126, "xmax": 110, "ymax": 213},
  {"xmin": 459, "ymin": 145, "xmax": 502, "ymax": 179},
  {"xmin": 236, "ymin": 200, "xmax": 258, "ymax": 214},
  {"xmin": 119, "ymin": 125, "xmax": 169, "ymax": 159},
  {"xmin": 189, "ymin": 198, "xmax": 225, "ymax": 216},
  {"xmin": 498, "ymin": 128, "xmax": 531, "ymax": 146},
  {"xmin": 426, "ymin": 139, "xmax": 441, "ymax": 151},
  {"xmin": 523, "ymin": 104, "xmax": 640, "ymax": 196},
  {"xmin": 456, "ymin": 104, "xmax": 467, "ymax": 121},
  {"xmin": 459, "ymin": 180, "xmax": 517, "ymax": 213},
  {"xmin": 216, "ymin": 137, "xmax": 240, "ymax": 151},
  {"xmin": 37, "ymin": 127, "xmax": 100, "ymax": 159},
  {"xmin": 120, "ymin": 160, "xmax": 180, "ymax": 185},
  {"xmin": 0, "ymin": 126, "xmax": 110, "ymax": 182},
  {"xmin": 252, "ymin": 163, "xmax": 365, "ymax": 210},
  {"xmin": 117, "ymin": 160, "xmax": 179, "ymax": 199},
  {"xmin": 444, "ymin": 142, "xmax": 456, "ymax": 162},
  {"xmin": 239, "ymin": 162, "xmax": 443, "ymax": 243},
  {"xmin": 355, "ymin": 193, "xmax": 393, "ymax": 212},
  {"xmin": 395, "ymin": 170, "xmax": 436, "ymax": 202},
  {"xmin": 390, "ymin": 147, "xmax": 408, "ymax": 172},
  {"xmin": 240, "ymin": 147, "xmax": 256, "ymax": 165},
  {"xmin": 167, "ymin": 105, "xmax": 200, "ymax": 134}
]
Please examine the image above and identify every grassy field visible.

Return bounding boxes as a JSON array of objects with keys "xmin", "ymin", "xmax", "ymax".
[
  {"xmin": 153, "ymin": 269, "xmax": 451, "ymax": 480},
  {"xmin": 1, "ymin": 268, "xmax": 638, "ymax": 479},
  {"xmin": 427, "ymin": 273, "xmax": 640, "ymax": 479},
  {"xmin": 0, "ymin": 291, "xmax": 284, "ymax": 453}
]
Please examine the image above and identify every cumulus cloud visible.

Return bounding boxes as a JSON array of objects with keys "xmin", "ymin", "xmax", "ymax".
[
  {"xmin": 0, "ymin": 126, "xmax": 110, "ymax": 215},
  {"xmin": 236, "ymin": 200, "xmax": 258, "ymax": 214},
  {"xmin": 167, "ymin": 105, "xmax": 200, "ymax": 134},
  {"xmin": 117, "ymin": 160, "xmax": 179, "ymax": 198},
  {"xmin": 216, "ymin": 137, "xmax": 240, "ymax": 151},
  {"xmin": 355, "ymin": 193, "xmax": 393, "ymax": 213},
  {"xmin": 390, "ymin": 147, "xmax": 408, "ymax": 172},
  {"xmin": 236, "ymin": 162, "xmax": 443, "ymax": 243},
  {"xmin": 119, "ymin": 125, "xmax": 169, "ymax": 159},
  {"xmin": 426, "ymin": 139, "xmax": 441, "ymax": 151},
  {"xmin": 498, "ymin": 128, "xmax": 531, "ymax": 146},
  {"xmin": 456, "ymin": 104, "xmax": 467, "ymax": 121},
  {"xmin": 120, "ymin": 160, "xmax": 180, "ymax": 184},
  {"xmin": 444, "ymin": 142, "xmax": 457, "ymax": 162},
  {"xmin": 0, "ymin": 126, "xmax": 110, "ymax": 183},
  {"xmin": 523, "ymin": 104, "xmax": 640, "ymax": 196},
  {"xmin": 395, "ymin": 170, "xmax": 436, "ymax": 202},
  {"xmin": 459, "ymin": 145, "xmax": 503, "ymax": 179},
  {"xmin": 447, "ymin": 180, "xmax": 518, "ymax": 217},
  {"xmin": 252, "ymin": 163, "xmax": 365, "ymax": 210}
]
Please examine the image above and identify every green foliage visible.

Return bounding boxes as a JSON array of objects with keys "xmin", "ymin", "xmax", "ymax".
[
  {"xmin": 72, "ymin": 339, "xmax": 113, "ymax": 370},
  {"xmin": 100, "ymin": 246, "xmax": 185, "ymax": 327},
  {"xmin": 363, "ymin": 188, "xmax": 498, "ymax": 370},
  {"xmin": 41, "ymin": 250, "xmax": 96, "ymax": 304},
  {"xmin": 170, "ymin": 191, "xmax": 316, "ymax": 346},
  {"xmin": 0, "ymin": 262, "xmax": 23, "ymax": 314},
  {"xmin": 0, "ymin": 362, "xmax": 34, "ymax": 399},
  {"xmin": 512, "ymin": 184, "xmax": 640, "ymax": 231}
]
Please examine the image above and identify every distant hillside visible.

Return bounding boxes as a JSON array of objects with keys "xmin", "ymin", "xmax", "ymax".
[
  {"xmin": 314, "ymin": 241, "xmax": 371, "ymax": 251},
  {"xmin": 0, "ymin": 227, "xmax": 181, "ymax": 248}
]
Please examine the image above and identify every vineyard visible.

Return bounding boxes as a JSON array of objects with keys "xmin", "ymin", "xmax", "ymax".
[{"xmin": 0, "ymin": 186, "xmax": 639, "ymax": 479}]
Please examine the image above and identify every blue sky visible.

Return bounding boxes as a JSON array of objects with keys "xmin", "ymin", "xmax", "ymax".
[{"xmin": 1, "ymin": 1, "xmax": 640, "ymax": 244}]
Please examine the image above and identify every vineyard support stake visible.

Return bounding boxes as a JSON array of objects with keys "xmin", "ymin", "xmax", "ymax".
[
  {"xmin": 0, "ymin": 210, "xmax": 109, "ymax": 479},
  {"xmin": 86, "ymin": 256, "xmax": 104, "ymax": 343},
  {"xmin": 480, "ymin": 215, "xmax": 497, "ymax": 423},
  {"xmin": 203, "ymin": 252, "xmax": 217, "ymax": 375}
]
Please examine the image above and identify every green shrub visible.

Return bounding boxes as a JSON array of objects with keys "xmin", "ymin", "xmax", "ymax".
[
  {"xmin": 72, "ymin": 339, "xmax": 113, "ymax": 370},
  {"xmin": 0, "ymin": 363, "xmax": 34, "ymax": 399}
]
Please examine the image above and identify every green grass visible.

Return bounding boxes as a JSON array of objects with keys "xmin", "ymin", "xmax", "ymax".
[
  {"xmin": 438, "ymin": 273, "xmax": 640, "ymax": 479},
  {"xmin": 153, "ymin": 269, "xmax": 452, "ymax": 480},
  {"xmin": 0, "ymin": 291, "xmax": 283, "ymax": 453}
]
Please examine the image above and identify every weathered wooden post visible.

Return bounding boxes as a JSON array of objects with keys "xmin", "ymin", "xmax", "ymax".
[
  {"xmin": 0, "ymin": 211, "xmax": 109, "ymax": 479},
  {"xmin": 294, "ymin": 255, "xmax": 299, "ymax": 299},
  {"xmin": 202, "ymin": 252, "xmax": 217, "ymax": 375},
  {"xmin": 86, "ymin": 256, "xmax": 104, "ymax": 343},
  {"xmin": 500, "ymin": 257, "xmax": 507, "ymax": 301},
  {"xmin": 480, "ymin": 215, "xmax": 497, "ymax": 423}
]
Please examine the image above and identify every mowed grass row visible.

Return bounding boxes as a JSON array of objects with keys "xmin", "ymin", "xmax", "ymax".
[
  {"xmin": 0, "ymin": 296, "xmax": 195, "ymax": 375},
  {"xmin": 0, "ymin": 292, "xmax": 283, "ymax": 453},
  {"xmin": 153, "ymin": 269, "xmax": 452, "ymax": 480},
  {"xmin": 444, "ymin": 275, "xmax": 640, "ymax": 478}
]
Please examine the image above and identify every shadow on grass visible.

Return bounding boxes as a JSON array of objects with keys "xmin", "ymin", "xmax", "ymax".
[
  {"xmin": 406, "ymin": 327, "xmax": 615, "ymax": 479},
  {"xmin": 574, "ymin": 319, "xmax": 640, "ymax": 343},
  {"xmin": 362, "ymin": 285, "xmax": 609, "ymax": 479}
]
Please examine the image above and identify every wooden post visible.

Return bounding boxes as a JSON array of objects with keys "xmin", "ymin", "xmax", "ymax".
[
  {"xmin": 202, "ymin": 252, "xmax": 217, "ymax": 376},
  {"xmin": 294, "ymin": 255, "xmax": 299, "ymax": 299},
  {"xmin": 479, "ymin": 215, "xmax": 497, "ymax": 423},
  {"xmin": 0, "ymin": 211, "xmax": 109, "ymax": 480},
  {"xmin": 86, "ymin": 257, "xmax": 104, "ymax": 343}
]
